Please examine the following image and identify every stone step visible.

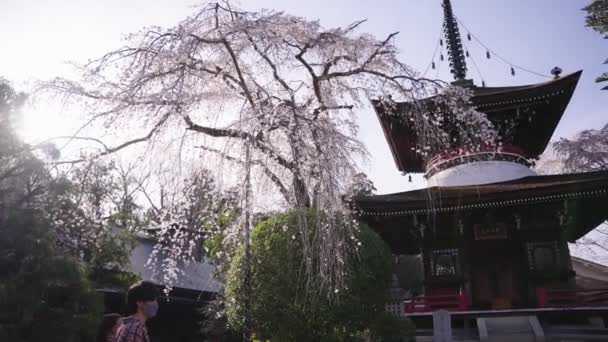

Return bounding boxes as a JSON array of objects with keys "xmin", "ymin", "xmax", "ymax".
[{"xmin": 477, "ymin": 315, "xmax": 545, "ymax": 342}]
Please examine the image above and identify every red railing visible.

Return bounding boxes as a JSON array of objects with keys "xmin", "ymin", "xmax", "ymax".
[
  {"xmin": 425, "ymin": 143, "xmax": 528, "ymax": 170},
  {"xmin": 404, "ymin": 290, "xmax": 468, "ymax": 313},
  {"xmin": 537, "ymin": 288, "xmax": 608, "ymax": 308}
]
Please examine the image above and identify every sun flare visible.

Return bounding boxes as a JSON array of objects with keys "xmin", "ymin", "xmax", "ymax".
[{"xmin": 18, "ymin": 101, "xmax": 74, "ymax": 144}]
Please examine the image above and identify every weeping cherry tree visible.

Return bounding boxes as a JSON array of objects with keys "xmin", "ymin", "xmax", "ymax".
[{"xmin": 40, "ymin": 1, "xmax": 496, "ymax": 318}]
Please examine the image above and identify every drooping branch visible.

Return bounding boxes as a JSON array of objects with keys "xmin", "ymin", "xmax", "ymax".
[{"xmin": 195, "ymin": 145, "xmax": 290, "ymax": 202}]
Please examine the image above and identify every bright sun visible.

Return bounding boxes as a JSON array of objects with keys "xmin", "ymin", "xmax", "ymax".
[{"xmin": 19, "ymin": 101, "xmax": 75, "ymax": 144}]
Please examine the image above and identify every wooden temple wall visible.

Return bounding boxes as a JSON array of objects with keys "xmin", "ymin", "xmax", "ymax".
[{"xmin": 418, "ymin": 203, "xmax": 576, "ymax": 310}]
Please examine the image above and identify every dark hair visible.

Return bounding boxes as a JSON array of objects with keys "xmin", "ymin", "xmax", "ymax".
[
  {"xmin": 96, "ymin": 314, "xmax": 121, "ymax": 342},
  {"xmin": 126, "ymin": 281, "xmax": 160, "ymax": 314}
]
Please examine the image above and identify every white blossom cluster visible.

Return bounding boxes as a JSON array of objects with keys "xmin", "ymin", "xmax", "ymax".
[
  {"xmin": 144, "ymin": 170, "xmax": 239, "ymax": 290},
  {"xmin": 554, "ymin": 124, "xmax": 608, "ymax": 173},
  {"xmin": 381, "ymin": 86, "xmax": 498, "ymax": 162}
]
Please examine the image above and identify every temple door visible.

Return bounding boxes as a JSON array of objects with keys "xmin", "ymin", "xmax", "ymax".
[{"xmin": 471, "ymin": 241, "xmax": 521, "ymax": 310}]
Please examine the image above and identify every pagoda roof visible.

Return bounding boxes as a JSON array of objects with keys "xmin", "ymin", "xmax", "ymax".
[
  {"xmin": 373, "ymin": 71, "xmax": 582, "ymax": 173},
  {"xmin": 354, "ymin": 170, "xmax": 608, "ymax": 254}
]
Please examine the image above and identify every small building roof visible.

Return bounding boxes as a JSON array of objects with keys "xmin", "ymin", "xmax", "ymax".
[
  {"xmin": 129, "ymin": 236, "xmax": 221, "ymax": 293},
  {"xmin": 572, "ymin": 256, "xmax": 608, "ymax": 289}
]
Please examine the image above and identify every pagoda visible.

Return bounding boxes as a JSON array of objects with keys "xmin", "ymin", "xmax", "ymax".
[{"xmin": 355, "ymin": 0, "xmax": 608, "ymax": 317}]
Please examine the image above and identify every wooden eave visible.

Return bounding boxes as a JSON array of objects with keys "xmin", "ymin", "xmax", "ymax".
[
  {"xmin": 372, "ymin": 71, "xmax": 582, "ymax": 173},
  {"xmin": 355, "ymin": 170, "xmax": 608, "ymax": 254}
]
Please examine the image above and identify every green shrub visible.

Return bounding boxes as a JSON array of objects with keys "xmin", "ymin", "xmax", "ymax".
[{"xmin": 225, "ymin": 210, "xmax": 414, "ymax": 341}]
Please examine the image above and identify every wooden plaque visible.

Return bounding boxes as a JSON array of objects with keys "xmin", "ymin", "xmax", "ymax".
[{"xmin": 474, "ymin": 222, "xmax": 507, "ymax": 240}]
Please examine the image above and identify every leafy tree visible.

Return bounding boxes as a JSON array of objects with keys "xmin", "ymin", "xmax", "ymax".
[
  {"xmin": 346, "ymin": 172, "xmax": 377, "ymax": 198},
  {"xmin": 0, "ymin": 210, "xmax": 103, "ymax": 342},
  {"xmin": 0, "ymin": 79, "xmax": 136, "ymax": 339},
  {"xmin": 225, "ymin": 210, "xmax": 413, "ymax": 341},
  {"xmin": 0, "ymin": 80, "xmax": 51, "ymax": 215},
  {"xmin": 584, "ymin": 0, "xmax": 608, "ymax": 88},
  {"xmin": 43, "ymin": 161, "xmax": 143, "ymax": 287},
  {"xmin": 585, "ymin": 0, "xmax": 608, "ymax": 34},
  {"xmin": 2, "ymin": 79, "xmax": 140, "ymax": 286}
]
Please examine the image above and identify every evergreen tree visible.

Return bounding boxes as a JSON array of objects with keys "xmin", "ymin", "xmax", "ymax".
[
  {"xmin": 584, "ymin": 0, "xmax": 608, "ymax": 88},
  {"xmin": 0, "ymin": 79, "xmax": 103, "ymax": 341}
]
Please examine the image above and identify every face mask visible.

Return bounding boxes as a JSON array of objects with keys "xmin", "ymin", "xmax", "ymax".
[{"xmin": 143, "ymin": 301, "xmax": 159, "ymax": 318}]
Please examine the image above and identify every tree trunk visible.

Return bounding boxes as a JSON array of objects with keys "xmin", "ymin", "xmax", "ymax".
[
  {"xmin": 243, "ymin": 144, "xmax": 253, "ymax": 342},
  {"xmin": 293, "ymin": 177, "xmax": 311, "ymax": 208}
]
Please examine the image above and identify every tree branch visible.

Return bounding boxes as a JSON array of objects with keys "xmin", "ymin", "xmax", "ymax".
[
  {"xmin": 37, "ymin": 136, "xmax": 110, "ymax": 151},
  {"xmin": 195, "ymin": 145, "xmax": 290, "ymax": 202},
  {"xmin": 247, "ymin": 34, "xmax": 294, "ymax": 95},
  {"xmin": 221, "ymin": 38, "xmax": 258, "ymax": 112},
  {"xmin": 182, "ymin": 114, "xmax": 295, "ymax": 170},
  {"xmin": 51, "ymin": 112, "xmax": 171, "ymax": 165}
]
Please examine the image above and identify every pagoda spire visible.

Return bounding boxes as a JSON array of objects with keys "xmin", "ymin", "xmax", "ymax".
[{"xmin": 442, "ymin": 0, "xmax": 468, "ymax": 82}]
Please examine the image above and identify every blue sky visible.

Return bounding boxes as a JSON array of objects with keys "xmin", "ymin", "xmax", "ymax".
[{"xmin": 1, "ymin": 0, "xmax": 606, "ymax": 194}]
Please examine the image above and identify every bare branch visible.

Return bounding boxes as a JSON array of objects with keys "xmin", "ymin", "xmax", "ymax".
[
  {"xmin": 221, "ymin": 38, "xmax": 258, "ymax": 112},
  {"xmin": 344, "ymin": 19, "xmax": 368, "ymax": 33},
  {"xmin": 247, "ymin": 34, "xmax": 294, "ymax": 95},
  {"xmin": 37, "ymin": 136, "xmax": 110, "ymax": 151},
  {"xmin": 51, "ymin": 112, "xmax": 171, "ymax": 165},
  {"xmin": 182, "ymin": 114, "xmax": 295, "ymax": 170}
]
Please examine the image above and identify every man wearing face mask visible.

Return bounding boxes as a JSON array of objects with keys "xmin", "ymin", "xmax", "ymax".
[{"xmin": 116, "ymin": 281, "xmax": 160, "ymax": 342}]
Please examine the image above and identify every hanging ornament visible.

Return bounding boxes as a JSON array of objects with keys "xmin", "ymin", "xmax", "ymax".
[
  {"xmin": 440, "ymin": 39, "xmax": 443, "ymax": 46},
  {"xmin": 467, "ymin": 33, "xmax": 472, "ymax": 41},
  {"xmin": 486, "ymin": 50, "xmax": 491, "ymax": 59},
  {"xmin": 511, "ymin": 66, "xmax": 516, "ymax": 76},
  {"xmin": 466, "ymin": 50, "xmax": 470, "ymax": 57},
  {"xmin": 432, "ymin": 61, "xmax": 436, "ymax": 70},
  {"xmin": 440, "ymin": 54, "xmax": 444, "ymax": 61}
]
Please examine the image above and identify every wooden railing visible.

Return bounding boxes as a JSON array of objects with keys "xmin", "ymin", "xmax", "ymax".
[
  {"xmin": 537, "ymin": 287, "xmax": 608, "ymax": 308},
  {"xmin": 404, "ymin": 290, "xmax": 468, "ymax": 313},
  {"xmin": 425, "ymin": 143, "xmax": 528, "ymax": 171},
  {"xmin": 403, "ymin": 288, "xmax": 608, "ymax": 313}
]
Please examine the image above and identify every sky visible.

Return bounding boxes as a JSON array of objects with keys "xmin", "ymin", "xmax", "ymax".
[{"xmin": 1, "ymin": 0, "xmax": 607, "ymax": 195}]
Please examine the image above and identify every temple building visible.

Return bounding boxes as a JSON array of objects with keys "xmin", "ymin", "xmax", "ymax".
[{"xmin": 355, "ymin": 0, "xmax": 608, "ymax": 340}]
